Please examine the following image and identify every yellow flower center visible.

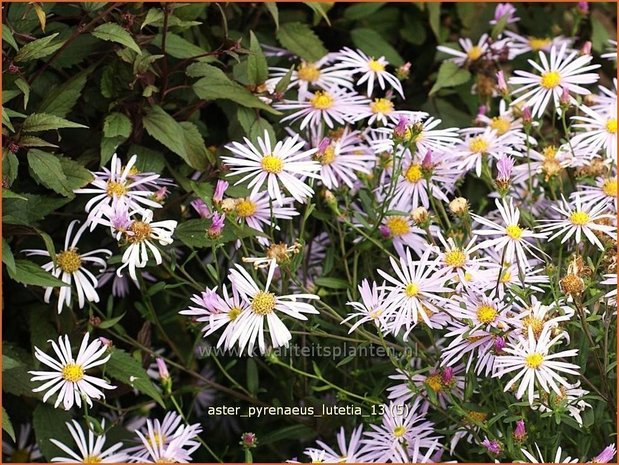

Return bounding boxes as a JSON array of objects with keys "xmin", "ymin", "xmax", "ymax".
[
  {"xmin": 369, "ymin": 308, "xmax": 383, "ymax": 319},
  {"xmin": 128, "ymin": 221, "xmax": 152, "ymax": 243},
  {"xmin": 236, "ymin": 198, "xmax": 257, "ymax": 218},
  {"xmin": 251, "ymin": 291, "xmax": 276, "ymax": 315},
  {"xmin": 540, "ymin": 70, "xmax": 561, "ymax": 89},
  {"xmin": 602, "ymin": 177, "xmax": 617, "ymax": 197},
  {"xmin": 261, "ymin": 155, "xmax": 284, "ymax": 174},
  {"xmin": 468, "ymin": 136, "xmax": 488, "ymax": 154},
  {"xmin": 467, "ymin": 45, "xmax": 484, "ymax": 61},
  {"xmin": 127, "ymin": 165, "xmax": 140, "ymax": 176},
  {"xmin": 83, "ymin": 455, "xmax": 102, "ymax": 464},
  {"xmin": 404, "ymin": 282, "xmax": 420, "ymax": 297},
  {"xmin": 466, "ymin": 411, "xmax": 488, "ymax": 423},
  {"xmin": 106, "ymin": 180, "xmax": 127, "ymax": 197},
  {"xmin": 522, "ymin": 315, "xmax": 544, "ymax": 338},
  {"xmin": 368, "ymin": 59, "xmax": 385, "ymax": 72},
  {"xmin": 444, "ymin": 249, "xmax": 466, "ymax": 268},
  {"xmin": 310, "ymin": 91, "xmax": 334, "ymax": 110},
  {"xmin": 147, "ymin": 433, "xmax": 165, "ymax": 447},
  {"xmin": 296, "ymin": 62, "xmax": 321, "ymax": 82},
  {"xmin": 228, "ymin": 307, "xmax": 242, "ymax": 321},
  {"xmin": 476, "ymin": 304, "xmax": 498, "ymax": 324},
  {"xmin": 500, "ymin": 270, "xmax": 512, "ymax": 283},
  {"xmin": 385, "ymin": 216, "xmax": 410, "ymax": 237},
  {"xmin": 605, "ymin": 118, "xmax": 617, "ymax": 134},
  {"xmin": 525, "ymin": 353, "xmax": 544, "ymax": 369},
  {"xmin": 528, "ymin": 37, "xmax": 552, "ymax": 51},
  {"xmin": 370, "ymin": 98, "xmax": 394, "ymax": 114},
  {"xmin": 392, "ymin": 425, "xmax": 407, "ymax": 438},
  {"xmin": 154, "ymin": 459, "xmax": 175, "ymax": 464},
  {"xmin": 543, "ymin": 145, "xmax": 557, "ymax": 159},
  {"xmin": 569, "ymin": 211, "xmax": 590, "ymax": 225},
  {"xmin": 404, "ymin": 164, "xmax": 423, "ymax": 183},
  {"xmin": 506, "ymin": 224, "xmax": 523, "ymax": 240},
  {"xmin": 319, "ymin": 146, "xmax": 336, "ymax": 165},
  {"xmin": 490, "ymin": 117, "xmax": 511, "ymax": 135},
  {"xmin": 61, "ymin": 363, "xmax": 84, "ymax": 382},
  {"xmin": 56, "ymin": 249, "xmax": 82, "ymax": 273},
  {"xmin": 425, "ymin": 373, "xmax": 443, "ymax": 392}
]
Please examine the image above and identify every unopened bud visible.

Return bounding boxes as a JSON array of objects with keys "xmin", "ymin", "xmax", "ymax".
[
  {"xmin": 207, "ymin": 212, "xmax": 225, "ymax": 238},
  {"xmin": 513, "ymin": 420, "xmax": 527, "ymax": 442},
  {"xmin": 496, "ymin": 70, "xmax": 508, "ymax": 95},
  {"xmin": 411, "ymin": 207, "xmax": 429, "ymax": 224},
  {"xmin": 213, "ymin": 180, "xmax": 229, "ymax": 204},
  {"xmin": 449, "ymin": 197, "xmax": 469, "ymax": 215}
]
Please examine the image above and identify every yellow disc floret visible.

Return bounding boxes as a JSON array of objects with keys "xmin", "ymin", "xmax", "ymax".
[
  {"xmin": 56, "ymin": 249, "xmax": 82, "ymax": 273},
  {"xmin": 506, "ymin": 224, "xmax": 523, "ymax": 240},
  {"xmin": 128, "ymin": 221, "xmax": 152, "ymax": 243},
  {"xmin": 468, "ymin": 136, "xmax": 489, "ymax": 154},
  {"xmin": 490, "ymin": 117, "xmax": 511, "ymax": 135},
  {"xmin": 296, "ymin": 62, "xmax": 321, "ymax": 82},
  {"xmin": 444, "ymin": 249, "xmax": 467, "ymax": 268},
  {"xmin": 404, "ymin": 282, "xmax": 420, "ymax": 297},
  {"xmin": 251, "ymin": 291, "xmax": 276, "ymax": 315},
  {"xmin": 370, "ymin": 98, "xmax": 394, "ymax": 114},
  {"xmin": 476, "ymin": 304, "xmax": 498, "ymax": 324},
  {"xmin": 605, "ymin": 118, "xmax": 617, "ymax": 134},
  {"xmin": 310, "ymin": 91, "xmax": 334, "ymax": 110},
  {"xmin": 236, "ymin": 198, "xmax": 258, "ymax": 218},
  {"xmin": 602, "ymin": 177, "xmax": 617, "ymax": 197},
  {"xmin": 106, "ymin": 181, "xmax": 127, "ymax": 197},
  {"xmin": 404, "ymin": 164, "xmax": 423, "ymax": 183},
  {"xmin": 386, "ymin": 216, "xmax": 410, "ymax": 237},
  {"xmin": 525, "ymin": 353, "xmax": 544, "ymax": 369},
  {"xmin": 540, "ymin": 70, "xmax": 561, "ymax": 89},
  {"xmin": 261, "ymin": 155, "xmax": 284, "ymax": 174},
  {"xmin": 467, "ymin": 46, "xmax": 484, "ymax": 61},
  {"xmin": 368, "ymin": 59, "xmax": 385, "ymax": 72},
  {"xmin": 61, "ymin": 363, "xmax": 84, "ymax": 382},
  {"xmin": 569, "ymin": 211, "xmax": 590, "ymax": 225}
]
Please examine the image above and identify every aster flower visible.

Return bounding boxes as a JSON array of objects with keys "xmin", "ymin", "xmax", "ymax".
[
  {"xmin": 304, "ymin": 425, "xmax": 364, "ymax": 463},
  {"xmin": 493, "ymin": 325, "xmax": 580, "ymax": 405},
  {"xmin": 50, "ymin": 420, "xmax": 128, "ymax": 463},
  {"xmin": 116, "ymin": 209, "xmax": 177, "ymax": 280},
  {"xmin": 23, "ymin": 220, "xmax": 112, "ymax": 313},
  {"xmin": 573, "ymin": 175, "xmax": 617, "ymax": 211},
  {"xmin": 342, "ymin": 279, "xmax": 390, "ymax": 333},
  {"xmin": 471, "ymin": 198, "xmax": 547, "ymax": 271},
  {"xmin": 222, "ymin": 131, "xmax": 320, "ymax": 205},
  {"xmin": 226, "ymin": 259, "xmax": 319, "ymax": 355},
  {"xmin": 29, "ymin": 332, "xmax": 115, "ymax": 410},
  {"xmin": 531, "ymin": 381, "xmax": 591, "ymax": 427},
  {"xmin": 455, "ymin": 127, "xmax": 520, "ymax": 177},
  {"xmin": 570, "ymin": 102, "xmax": 617, "ymax": 160},
  {"xmin": 504, "ymin": 31, "xmax": 572, "ymax": 57},
  {"xmin": 437, "ymin": 34, "xmax": 490, "ymax": 66},
  {"xmin": 520, "ymin": 444, "xmax": 578, "ymax": 463},
  {"xmin": 508, "ymin": 43, "xmax": 600, "ymax": 118},
  {"xmin": 74, "ymin": 153, "xmax": 163, "ymax": 228},
  {"xmin": 275, "ymin": 87, "xmax": 370, "ymax": 130},
  {"xmin": 2, "ymin": 423, "xmax": 41, "ymax": 463},
  {"xmin": 354, "ymin": 98, "xmax": 426, "ymax": 126},
  {"xmin": 379, "ymin": 215, "xmax": 428, "ymax": 258},
  {"xmin": 332, "ymin": 47, "xmax": 404, "ymax": 97},
  {"xmin": 490, "ymin": 3, "xmax": 519, "ymax": 25},
  {"xmin": 378, "ymin": 248, "xmax": 453, "ymax": 335},
  {"xmin": 539, "ymin": 195, "xmax": 616, "ymax": 250}
]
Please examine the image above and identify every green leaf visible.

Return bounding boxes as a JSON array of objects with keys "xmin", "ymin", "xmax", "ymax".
[
  {"xmin": 429, "ymin": 61, "xmax": 471, "ymax": 96},
  {"xmin": 246, "ymin": 358, "xmax": 259, "ymax": 395},
  {"xmin": 427, "ymin": 3, "xmax": 442, "ymax": 40},
  {"xmin": 92, "ymin": 23, "xmax": 141, "ymax": 54},
  {"xmin": 33, "ymin": 404, "xmax": 73, "ymax": 461},
  {"xmin": 2, "ymin": 407, "xmax": 15, "ymax": 442},
  {"xmin": 237, "ymin": 107, "xmax": 276, "ymax": 144},
  {"xmin": 38, "ymin": 68, "xmax": 91, "ymax": 117},
  {"xmin": 591, "ymin": 18, "xmax": 611, "ymax": 53},
  {"xmin": 264, "ymin": 3, "xmax": 279, "ymax": 29},
  {"xmin": 33, "ymin": 227, "xmax": 58, "ymax": 262},
  {"xmin": 142, "ymin": 105, "xmax": 211, "ymax": 170},
  {"xmin": 57, "ymin": 156, "xmax": 94, "ymax": 190},
  {"xmin": 152, "ymin": 32, "xmax": 213, "ymax": 61},
  {"xmin": 2, "ymin": 149, "xmax": 19, "ymax": 186},
  {"xmin": 314, "ymin": 277, "xmax": 349, "ymax": 289},
  {"xmin": 106, "ymin": 349, "xmax": 165, "ymax": 408},
  {"xmin": 350, "ymin": 28, "xmax": 403, "ymax": 66},
  {"xmin": 344, "ymin": 3, "xmax": 385, "ymax": 20},
  {"xmin": 2, "ymin": 238, "xmax": 16, "ymax": 275},
  {"xmin": 276, "ymin": 22, "xmax": 328, "ymax": 62},
  {"xmin": 103, "ymin": 112, "xmax": 133, "ymax": 139},
  {"xmin": 98, "ymin": 312, "xmax": 126, "ymax": 329},
  {"xmin": 275, "ymin": 66, "xmax": 294, "ymax": 94},
  {"xmin": 2, "ymin": 189, "xmax": 28, "ymax": 201},
  {"xmin": 19, "ymin": 135, "xmax": 59, "ymax": 148},
  {"xmin": 247, "ymin": 31, "xmax": 268, "ymax": 85},
  {"xmin": 2, "ymin": 106, "xmax": 14, "ymax": 132},
  {"xmin": 3, "ymin": 194, "xmax": 70, "ymax": 225},
  {"xmin": 14, "ymin": 78, "xmax": 30, "ymax": 109},
  {"xmin": 2, "ymin": 353, "xmax": 21, "ymax": 371},
  {"xmin": 304, "ymin": 2, "xmax": 332, "ymax": 25},
  {"xmin": 27, "ymin": 149, "xmax": 74, "ymax": 197},
  {"xmin": 192, "ymin": 64, "xmax": 280, "ymax": 115},
  {"xmin": 22, "ymin": 113, "xmax": 87, "ymax": 133},
  {"xmin": 7, "ymin": 259, "xmax": 68, "ymax": 288},
  {"xmin": 100, "ymin": 136, "xmax": 126, "ymax": 167},
  {"xmin": 2, "ymin": 27, "xmax": 19, "ymax": 51},
  {"xmin": 14, "ymin": 33, "xmax": 64, "ymax": 62}
]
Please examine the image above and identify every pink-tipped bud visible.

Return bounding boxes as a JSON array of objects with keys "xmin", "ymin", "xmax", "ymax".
[
  {"xmin": 496, "ymin": 70, "xmax": 508, "ymax": 94},
  {"xmin": 156, "ymin": 357, "xmax": 170, "ymax": 381},
  {"xmin": 191, "ymin": 199, "xmax": 211, "ymax": 219},
  {"xmin": 422, "ymin": 150, "xmax": 433, "ymax": 170},
  {"xmin": 213, "ymin": 180, "xmax": 229, "ymax": 204},
  {"xmin": 98, "ymin": 337, "xmax": 113, "ymax": 348},
  {"xmin": 208, "ymin": 212, "xmax": 225, "ymax": 238},
  {"xmin": 441, "ymin": 367, "xmax": 454, "ymax": 385},
  {"xmin": 559, "ymin": 87, "xmax": 571, "ymax": 106},
  {"xmin": 241, "ymin": 432, "xmax": 257, "ymax": 448},
  {"xmin": 522, "ymin": 106, "xmax": 532, "ymax": 124},
  {"xmin": 580, "ymin": 40, "xmax": 592, "ymax": 56},
  {"xmin": 482, "ymin": 438, "xmax": 502, "ymax": 455},
  {"xmin": 317, "ymin": 137, "xmax": 331, "ymax": 155},
  {"xmin": 577, "ymin": 1, "xmax": 589, "ymax": 14},
  {"xmin": 513, "ymin": 420, "xmax": 527, "ymax": 441},
  {"xmin": 494, "ymin": 336, "xmax": 506, "ymax": 353},
  {"xmin": 154, "ymin": 187, "xmax": 169, "ymax": 202},
  {"xmin": 394, "ymin": 115, "xmax": 409, "ymax": 138},
  {"xmin": 397, "ymin": 62, "xmax": 411, "ymax": 80}
]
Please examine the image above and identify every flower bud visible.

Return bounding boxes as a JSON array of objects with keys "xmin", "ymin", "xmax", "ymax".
[
  {"xmin": 191, "ymin": 199, "xmax": 211, "ymax": 219},
  {"xmin": 513, "ymin": 420, "xmax": 527, "ymax": 442},
  {"xmin": 482, "ymin": 438, "xmax": 502, "ymax": 456},
  {"xmin": 396, "ymin": 62, "xmax": 411, "ymax": 80},
  {"xmin": 449, "ymin": 197, "xmax": 469, "ymax": 215},
  {"xmin": 394, "ymin": 115, "xmax": 409, "ymax": 140},
  {"xmin": 496, "ymin": 70, "xmax": 508, "ymax": 95},
  {"xmin": 156, "ymin": 357, "xmax": 172, "ymax": 395},
  {"xmin": 580, "ymin": 40, "xmax": 592, "ymax": 56},
  {"xmin": 577, "ymin": 1, "xmax": 589, "ymax": 14},
  {"xmin": 411, "ymin": 207, "xmax": 429, "ymax": 224},
  {"xmin": 207, "ymin": 212, "xmax": 225, "ymax": 238},
  {"xmin": 241, "ymin": 432, "xmax": 257, "ymax": 448},
  {"xmin": 213, "ymin": 180, "xmax": 229, "ymax": 204}
]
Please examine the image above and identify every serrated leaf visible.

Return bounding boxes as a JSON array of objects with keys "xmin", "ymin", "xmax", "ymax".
[
  {"xmin": 103, "ymin": 112, "xmax": 132, "ymax": 138},
  {"xmin": 100, "ymin": 136, "xmax": 126, "ymax": 167},
  {"xmin": 2, "ymin": 107, "xmax": 14, "ymax": 132},
  {"xmin": 27, "ymin": 149, "xmax": 74, "ymax": 197},
  {"xmin": 350, "ymin": 28, "xmax": 404, "ymax": 66},
  {"xmin": 429, "ymin": 61, "xmax": 471, "ymax": 95},
  {"xmin": 192, "ymin": 65, "xmax": 280, "ymax": 114},
  {"xmin": 304, "ymin": 2, "xmax": 332, "ymax": 25},
  {"xmin": 7, "ymin": 259, "xmax": 68, "ymax": 288},
  {"xmin": 3, "ymin": 194, "xmax": 70, "ymax": 225},
  {"xmin": 2, "ymin": 238, "xmax": 16, "ymax": 274},
  {"xmin": 58, "ymin": 157, "xmax": 94, "ymax": 190},
  {"xmin": 2, "ymin": 407, "xmax": 15, "ymax": 442},
  {"xmin": 22, "ymin": 113, "xmax": 87, "ymax": 133},
  {"xmin": 106, "ymin": 349, "xmax": 165, "ymax": 407},
  {"xmin": 14, "ymin": 78, "xmax": 30, "ymax": 109},
  {"xmin": 264, "ymin": 3, "xmax": 279, "ymax": 29},
  {"xmin": 19, "ymin": 135, "xmax": 59, "ymax": 148},
  {"xmin": 33, "ymin": 404, "xmax": 72, "ymax": 461},
  {"xmin": 92, "ymin": 23, "xmax": 141, "ymax": 54},
  {"xmin": 248, "ymin": 31, "xmax": 268, "ymax": 85},
  {"xmin": 38, "ymin": 68, "xmax": 91, "ymax": 117},
  {"xmin": 15, "ymin": 33, "xmax": 63, "ymax": 62},
  {"xmin": 344, "ymin": 3, "xmax": 385, "ymax": 20},
  {"xmin": 276, "ymin": 22, "xmax": 327, "ymax": 62},
  {"xmin": 152, "ymin": 32, "xmax": 213, "ymax": 61},
  {"xmin": 2, "ymin": 28, "xmax": 19, "ymax": 51}
]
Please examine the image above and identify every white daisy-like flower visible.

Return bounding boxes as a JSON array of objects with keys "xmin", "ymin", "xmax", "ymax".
[
  {"xmin": 2, "ymin": 423, "xmax": 41, "ymax": 462},
  {"xmin": 372, "ymin": 116, "xmax": 460, "ymax": 155},
  {"xmin": 226, "ymin": 259, "xmax": 319, "ymax": 355},
  {"xmin": 493, "ymin": 325, "xmax": 580, "ymax": 405},
  {"xmin": 266, "ymin": 56, "xmax": 354, "ymax": 97},
  {"xmin": 471, "ymin": 198, "xmax": 547, "ymax": 271},
  {"xmin": 455, "ymin": 127, "xmax": 520, "ymax": 177},
  {"xmin": 437, "ymin": 34, "xmax": 490, "ymax": 66},
  {"xmin": 508, "ymin": 43, "xmax": 600, "ymax": 118},
  {"xmin": 332, "ymin": 47, "xmax": 404, "ymax": 97},
  {"xmin": 531, "ymin": 381, "xmax": 591, "ymax": 427},
  {"xmin": 23, "ymin": 220, "xmax": 112, "ymax": 313},
  {"xmin": 29, "ymin": 332, "xmax": 115, "ymax": 410},
  {"xmin": 539, "ymin": 194, "xmax": 616, "ymax": 250},
  {"xmin": 74, "ymin": 153, "xmax": 163, "ymax": 228},
  {"xmin": 275, "ymin": 87, "xmax": 369, "ymax": 130},
  {"xmin": 379, "ymin": 214, "xmax": 428, "ymax": 258},
  {"xmin": 520, "ymin": 444, "xmax": 578, "ymax": 463},
  {"xmin": 116, "ymin": 209, "xmax": 177, "ymax": 280},
  {"xmin": 503, "ymin": 31, "xmax": 572, "ymax": 57},
  {"xmin": 342, "ymin": 279, "xmax": 390, "ymax": 333},
  {"xmin": 601, "ymin": 39, "xmax": 618, "ymax": 61},
  {"xmin": 570, "ymin": 102, "xmax": 617, "ymax": 160},
  {"xmin": 304, "ymin": 426, "xmax": 364, "ymax": 463},
  {"xmin": 353, "ymin": 98, "xmax": 426, "ymax": 126},
  {"xmin": 222, "ymin": 131, "xmax": 320, "ymax": 205},
  {"xmin": 50, "ymin": 420, "xmax": 128, "ymax": 463},
  {"xmin": 573, "ymin": 175, "xmax": 617, "ymax": 211},
  {"xmin": 378, "ymin": 248, "xmax": 453, "ymax": 335}
]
